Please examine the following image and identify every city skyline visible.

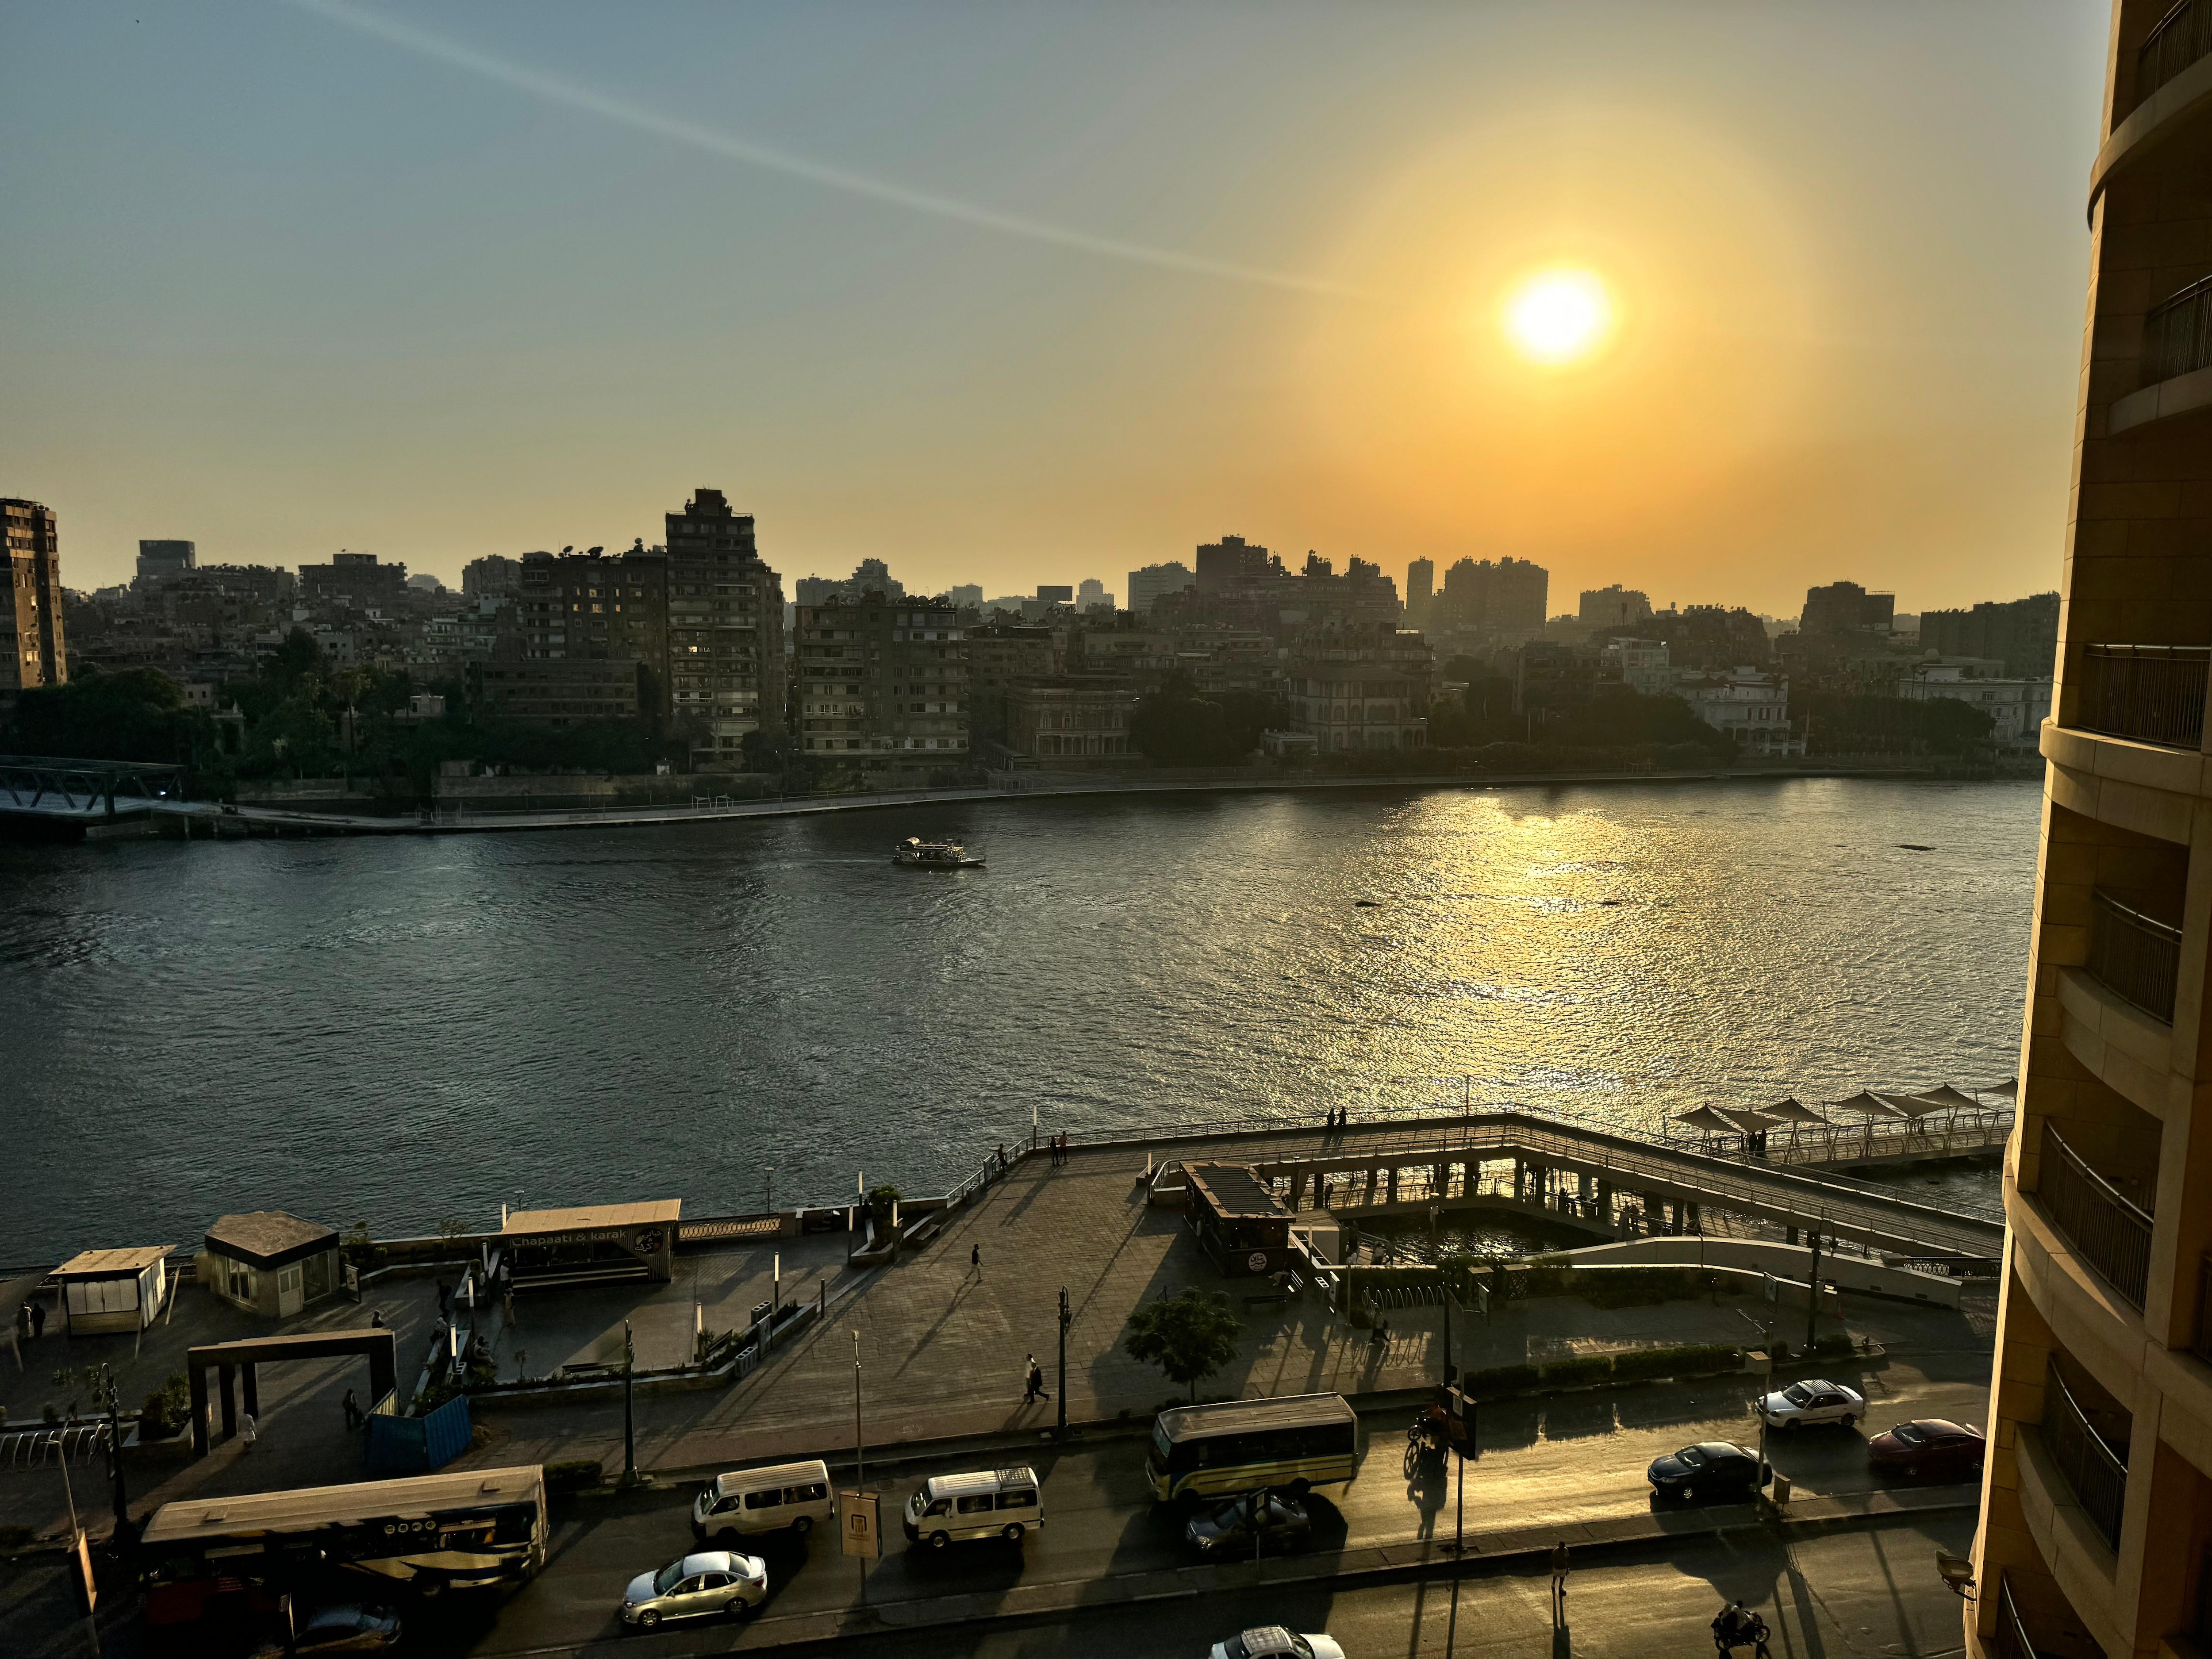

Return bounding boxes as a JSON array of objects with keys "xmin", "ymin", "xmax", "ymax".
[{"xmin": 4, "ymin": 3, "xmax": 2105, "ymax": 608}]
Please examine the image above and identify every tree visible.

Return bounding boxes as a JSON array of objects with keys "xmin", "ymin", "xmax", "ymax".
[
  {"xmin": 1128, "ymin": 672, "xmax": 1278, "ymax": 766},
  {"xmin": 1122, "ymin": 1286, "xmax": 1243, "ymax": 1402}
]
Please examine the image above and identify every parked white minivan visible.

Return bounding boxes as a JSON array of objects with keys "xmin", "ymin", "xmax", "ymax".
[
  {"xmin": 691, "ymin": 1459, "xmax": 835, "ymax": 1543},
  {"xmin": 900, "ymin": 1466, "xmax": 1043, "ymax": 1549}
]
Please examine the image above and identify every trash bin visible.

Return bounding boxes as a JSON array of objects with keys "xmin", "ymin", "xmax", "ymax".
[{"xmin": 1770, "ymin": 1474, "xmax": 1792, "ymax": 1505}]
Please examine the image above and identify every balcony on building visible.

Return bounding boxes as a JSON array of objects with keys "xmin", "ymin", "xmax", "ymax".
[
  {"xmin": 1993, "ymin": 1563, "xmax": 2103, "ymax": 1659},
  {"xmin": 2069, "ymin": 644, "xmax": 2208, "ymax": 749},
  {"xmin": 2032, "ymin": 1114, "xmax": 2156, "ymax": 1311},
  {"xmin": 2037, "ymin": 1352, "xmax": 2133, "ymax": 1555},
  {"xmin": 2085, "ymin": 887, "xmax": 2183, "ymax": 1024},
  {"xmin": 2109, "ymin": 272, "xmax": 2212, "ymax": 433},
  {"xmin": 2135, "ymin": 0, "xmax": 2212, "ymax": 114}
]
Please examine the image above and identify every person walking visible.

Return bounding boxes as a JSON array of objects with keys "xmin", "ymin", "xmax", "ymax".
[
  {"xmin": 29, "ymin": 1299, "xmax": 45, "ymax": 1340},
  {"xmin": 436, "ymin": 1278, "xmax": 453, "ymax": 1318},
  {"xmin": 970, "ymin": 1243, "xmax": 982, "ymax": 1277},
  {"xmin": 1023, "ymin": 1354, "xmax": 1048, "ymax": 1404},
  {"xmin": 342, "ymin": 1388, "xmax": 362, "ymax": 1430},
  {"xmin": 1549, "ymin": 1540, "xmax": 1571, "ymax": 1628}
]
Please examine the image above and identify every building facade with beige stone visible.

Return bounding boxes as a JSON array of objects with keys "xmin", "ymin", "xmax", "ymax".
[{"xmin": 1969, "ymin": 5, "xmax": 2212, "ymax": 1656}]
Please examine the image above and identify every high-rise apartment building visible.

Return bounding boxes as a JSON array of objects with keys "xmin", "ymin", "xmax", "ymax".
[
  {"xmin": 136, "ymin": 539, "xmax": 196, "ymax": 582},
  {"xmin": 463, "ymin": 554, "xmax": 524, "ymax": 601},
  {"xmin": 794, "ymin": 591, "xmax": 968, "ymax": 765},
  {"xmin": 513, "ymin": 546, "xmax": 669, "ymax": 715},
  {"xmin": 1967, "ymin": 9, "xmax": 2212, "ymax": 1658},
  {"xmin": 1800, "ymin": 579, "xmax": 1894, "ymax": 636},
  {"xmin": 300, "ymin": 552, "xmax": 410, "ymax": 611},
  {"xmin": 1194, "ymin": 534, "xmax": 1277, "ymax": 593},
  {"xmin": 1579, "ymin": 584, "xmax": 1652, "ymax": 630},
  {"xmin": 1921, "ymin": 592, "xmax": 2061, "ymax": 680},
  {"xmin": 1077, "ymin": 578, "xmax": 1111, "ymax": 611},
  {"xmin": 2, "ymin": 498, "xmax": 65, "ymax": 692},
  {"xmin": 1405, "ymin": 558, "xmax": 1435, "ymax": 628},
  {"xmin": 1128, "ymin": 562, "xmax": 1195, "ymax": 615},
  {"xmin": 1435, "ymin": 556, "xmax": 1548, "ymax": 637},
  {"xmin": 664, "ymin": 488, "xmax": 785, "ymax": 762}
]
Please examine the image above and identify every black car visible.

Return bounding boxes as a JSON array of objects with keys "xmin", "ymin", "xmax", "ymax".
[
  {"xmin": 251, "ymin": 1605, "xmax": 402, "ymax": 1656},
  {"xmin": 1647, "ymin": 1441, "xmax": 1768, "ymax": 1501},
  {"xmin": 1184, "ymin": 1491, "xmax": 1313, "ymax": 1555}
]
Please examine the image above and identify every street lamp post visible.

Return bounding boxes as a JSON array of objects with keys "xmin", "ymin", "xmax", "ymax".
[
  {"xmin": 620, "ymin": 1319, "xmax": 637, "ymax": 1488},
  {"xmin": 1056, "ymin": 1288, "xmax": 1071, "ymax": 1438}
]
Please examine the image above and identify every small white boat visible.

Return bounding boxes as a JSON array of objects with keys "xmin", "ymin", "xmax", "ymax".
[{"xmin": 892, "ymin": 837, "xmax": 985, "ymax": 869}]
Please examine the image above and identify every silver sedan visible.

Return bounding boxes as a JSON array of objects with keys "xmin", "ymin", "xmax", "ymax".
[
  {"xmin": 1759, "ymin": 1378, "xmax": 1865, "ymax": 1430},
  {"xmin": 618, "ymin": 1551, "xmax": 768, "ymax": 1630}
]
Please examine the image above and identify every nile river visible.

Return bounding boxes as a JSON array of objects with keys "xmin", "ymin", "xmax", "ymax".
[{"xmin": 0, "ymin": 777, "xmax": 2040, "ymax": 1262}]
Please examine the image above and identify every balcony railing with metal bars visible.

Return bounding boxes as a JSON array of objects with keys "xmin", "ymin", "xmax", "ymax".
[
  {"xmin": 1996, "ymin": 1576, "xmax": 2041, "ymax": 1659},
  {"xmin": 2088, "ymin": 889, "xmax": 2183, "ymax": 1022},
  {"xmin": 2038, "ymin": 1128, "xmax": 2153, "ymax": 1309},
  {"xmin": 2144, "ymin": 274, "xmax": 2212, "ymax": 386},
  {"xmin": 2041, "ymin": 1359, "xmax": 2129, "ymax": 1552},
  {"xmin": 2073, "ymin": 644, "xmax": 2209, "ymax": 749},
  {"xmin": 2138, "ymin": 0, "xmax": 2212, "ymax": 108}
]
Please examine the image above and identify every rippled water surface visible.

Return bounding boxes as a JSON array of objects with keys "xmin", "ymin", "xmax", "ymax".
[{"xmin": 0, "ymin": 777, "xmax": 2039, "ymax": 1261}]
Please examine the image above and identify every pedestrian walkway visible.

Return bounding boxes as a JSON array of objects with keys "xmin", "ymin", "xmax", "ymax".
[{"xmin": 459, "ymin": 1143, "xmax": 1987, "ymax": 1482}]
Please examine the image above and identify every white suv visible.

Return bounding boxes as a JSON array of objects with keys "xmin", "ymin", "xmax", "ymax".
[{"xmin": 1759, "ymin": 1378, "xmax": 1865, "ymax": 1430}]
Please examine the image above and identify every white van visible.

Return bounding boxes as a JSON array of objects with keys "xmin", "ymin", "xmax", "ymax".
[
  {"xmin": 899, "ymin": 1466, "xmax": 1043, "ymax": 1549},
  {"xmin": 691, "ymin": 1459, "xmax": 834, "ymax": 1543}
]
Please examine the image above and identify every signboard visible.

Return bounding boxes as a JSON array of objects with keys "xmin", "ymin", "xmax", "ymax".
[
  {"xmin": 838, "ymin": 1490, "xmax": 880, "ymax": 1559},
  {"xmin": 1442, "ymin": 1384, "xmax": 1477, "ymax": 1457}
]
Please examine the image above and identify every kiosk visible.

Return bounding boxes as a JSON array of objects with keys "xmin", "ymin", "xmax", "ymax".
[
  {"xmin": 53, "ymin": 1246, "xmax": 173, "ymax": 1335},
  {"xmin": 1185, "ymin": 1165, "xmax": 1294, "ymax": 1277},
  {"xmin": 500, "ymin": 1201, "xmax": 680, "ymax": 1290}
]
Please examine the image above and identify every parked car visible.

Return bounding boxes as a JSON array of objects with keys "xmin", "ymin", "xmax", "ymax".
[
  {"xmin": 1868, "ymin": 1419, "xmax": 1986, "ymax": 1479},
  {"xmin": 1758, "ymin": 1379, "xmax": 1865, "ymax": 1431},
  {"xmin": 1185, "ymin": 1491, "xmax": 1313, "ymax": 1555},
  {"xmin": 618, "ymin": 1551, "xmax": 768, "ymax": 1630},
  {"xmin": 1208, "ymin": 1627, "xmax": 1348, "ymax": 1659},
  {"xmin": 252, "ymin": 1605, "xmax": 401, "ymax": 1655},
  {"xmin": 1647, "ymin": 1441, "xmax": 1769, "ymax": 1501}
]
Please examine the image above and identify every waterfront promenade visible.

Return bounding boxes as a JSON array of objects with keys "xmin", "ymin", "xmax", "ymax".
[{"xmin": 8, "ymin": 756, "xmax": 2020, "ymax": 840}]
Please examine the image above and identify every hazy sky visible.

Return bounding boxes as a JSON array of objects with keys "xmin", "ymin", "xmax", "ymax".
[{"xmin": 4, "ymin": 2, "xmax": 2107, "ymax": 611}]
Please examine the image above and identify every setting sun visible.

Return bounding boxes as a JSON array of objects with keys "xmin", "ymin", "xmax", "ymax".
[{"xmin": 1503, "ymin": 269, "xmax": 1614, "ymax": 365}]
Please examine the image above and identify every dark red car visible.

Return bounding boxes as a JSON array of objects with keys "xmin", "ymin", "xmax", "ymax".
[{"xmin": 1868, "ymin": 1419, "xmax": 1985, "ymax": 1479}]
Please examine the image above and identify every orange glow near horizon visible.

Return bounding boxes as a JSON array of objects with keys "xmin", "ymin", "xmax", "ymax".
[{"xmin": 1503, "ymin": 269, "xmax": 1614, "ymax": 365}]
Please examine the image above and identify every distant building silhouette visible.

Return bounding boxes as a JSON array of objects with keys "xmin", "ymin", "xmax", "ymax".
[
  {"xmin": 1127, "ymin": 562, "xmax": 1195, "ymax": 616},
  {"xmin": 1800, "ymin": 580, "xmax": 1894, "ymax": 636},
  {"xmin": 136, "ymin": 539, "xmax": 196, "ymax": 583},
  {"xmin": 1578, "ymin": 584, "xmax": 1652, "ymax": 630},
  {"xmin": 1917, "ymin": 592, "xmax": 2058, "ymax": 679}
]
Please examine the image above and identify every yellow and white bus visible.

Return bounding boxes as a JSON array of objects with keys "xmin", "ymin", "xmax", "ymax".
[{"xmin": 1147, "ymin": 1394, "xmax": 1359, "ymax": 1504}]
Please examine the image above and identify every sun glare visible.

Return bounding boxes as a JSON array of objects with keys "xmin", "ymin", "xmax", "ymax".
[{"xmin": 1503, "ymin": 269, "xmax": 1613, "ymax": 365}]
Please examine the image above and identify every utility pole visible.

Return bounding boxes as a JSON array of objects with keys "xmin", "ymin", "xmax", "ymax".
[
  {"xmin": 852, "ymin": 1330, "xmax": 868, "ymax": 1608},
  {"xmin": 99, "ymin": 1365, "xmax": 127, "ymax": 1550},
  {"xmin": 1056, "ymin": 1288, "xmax": 1071, "ymax": 1438},
  {"xmin": 620, "ymin": 1319, "xmax": 637, "ymax": 1487}
]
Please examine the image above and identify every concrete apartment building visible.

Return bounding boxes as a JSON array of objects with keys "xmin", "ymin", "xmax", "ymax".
[
  {"xmin": 1966, "ymin": 6, "xmax": 2212, "ymax": 1657},
  {"xmin": 2, "ymin": 498, "xmax": 65, "ymax": 693},
  {"xmin": 1127, "ymin": 561, "xmax": 1196, "ymax": 618},
  {"xmin": 513, "ymin": 546, "xmax": 669, "ymax": 715},
  {"xmin": 1580, "ymin": 584, "xmax": 1654, "ymax": 630},
  {"xmin": 794, "ymin": 591, "xmax": 968, "ymax": 766},
  {"xmin": 664, "ymin": 489, "xmax": 786, "ymax": 764},
  {"xmin": 299, "ymin": 551, "xmax": 411, "ymax": 611},
  {"xmin": 136, "ymin": 539, "xmax": 196, "ymax": 581}
]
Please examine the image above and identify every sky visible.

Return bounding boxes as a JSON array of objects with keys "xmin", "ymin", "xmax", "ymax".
[{"xmin": 2, "ymin": 1, "xmax": 2109, "ymax": 612}]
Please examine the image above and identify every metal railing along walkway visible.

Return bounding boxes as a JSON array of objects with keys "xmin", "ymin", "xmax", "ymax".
[{"xmin": 1119, "ymin": 1109, "xmax": 2005, "ymax": 1262}]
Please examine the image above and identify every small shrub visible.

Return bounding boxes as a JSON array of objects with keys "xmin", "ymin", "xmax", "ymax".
[
  {"xmin": 1813, "ymin": 1333, "xmax": 1856, "ymax": 1360},
  {"xmin": 1464, "ymin": 1363, "xmax": 1540, "ymax": 1399},
  {"xmin": 1539, "ymin": 1355, "xmax": 1614, "ymax": 1388}
]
